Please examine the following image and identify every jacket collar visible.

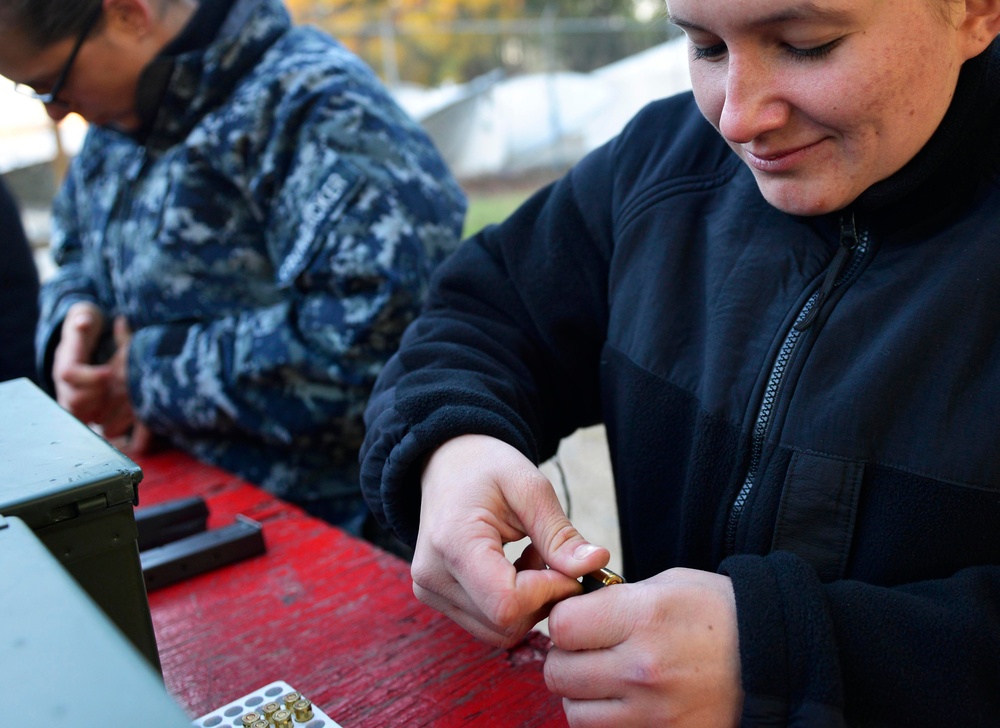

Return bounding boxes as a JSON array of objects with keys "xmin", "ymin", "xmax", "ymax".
[{"xmin": 132, "ymin": 0, "xmax": 289, "ymax": 151}]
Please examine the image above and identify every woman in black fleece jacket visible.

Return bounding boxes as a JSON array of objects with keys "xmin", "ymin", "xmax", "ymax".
[{"xmin": 360, "ymin": 0, "xmax": 1000, "ymax": 725}]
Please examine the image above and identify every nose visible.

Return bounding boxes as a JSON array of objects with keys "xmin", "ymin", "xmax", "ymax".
[
  {"xmin": 717, "ymin": 54, "xmax": 790, "ymax": 144},
  {"xmin": 44, "ymin": 102, "xmax": 71, "ymax": 123}
]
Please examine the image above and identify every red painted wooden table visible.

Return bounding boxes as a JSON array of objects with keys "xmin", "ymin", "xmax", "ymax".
[{"xmin": 134, "ymin": 450, "xmax": 568, "ymax": 727}]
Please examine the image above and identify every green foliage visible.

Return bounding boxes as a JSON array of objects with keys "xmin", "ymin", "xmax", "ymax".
[{"xmin": 462, "ymin": 189, "xmax": 532, "ymax": 239}]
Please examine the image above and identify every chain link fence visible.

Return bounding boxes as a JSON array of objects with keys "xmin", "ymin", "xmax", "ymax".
[{"xmin": 299, "ymin": 12, "xmax": 681, "ymax": 87}]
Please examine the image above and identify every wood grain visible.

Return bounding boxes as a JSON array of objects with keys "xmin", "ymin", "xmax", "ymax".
[{"xmin": 136, "ymin": 450, "xmax": 568, "ymax": 727}]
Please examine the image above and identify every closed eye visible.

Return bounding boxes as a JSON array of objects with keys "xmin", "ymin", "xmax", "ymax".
[
  {"xmin": 784, "ymin": 38, "xmax": 843, "ymax": 60},
  {"xmin": 690, "ymin": 41, "xmax": 727, "ymax": 61}
]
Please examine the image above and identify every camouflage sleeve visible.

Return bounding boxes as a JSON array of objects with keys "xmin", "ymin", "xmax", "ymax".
[
  {"xmin": 128, "ymin": 88, "xmax": 463, "ymax": 447},
  {"xmin": 35, "ymin": 166, "xmax": 108, "ymax": 391}
]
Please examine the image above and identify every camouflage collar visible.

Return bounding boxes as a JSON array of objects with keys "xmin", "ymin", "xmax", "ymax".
[{"xmin": 135, "ymin": 0, "xmax": 289, "ymax": 150}]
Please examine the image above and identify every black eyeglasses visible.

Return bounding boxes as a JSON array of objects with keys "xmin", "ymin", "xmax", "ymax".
[{"xmin": 14, "ymin": 5, "xmax": 103, "ymax": 105}]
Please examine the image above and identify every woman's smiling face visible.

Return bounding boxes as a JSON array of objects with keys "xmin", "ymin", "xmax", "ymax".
[{"xmin": 667, "ymin": 0, "xmax": 985, "ymax": 215}]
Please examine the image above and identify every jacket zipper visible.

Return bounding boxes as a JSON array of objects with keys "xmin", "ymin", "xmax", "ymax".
[{"xmin": 724, "ymin": 213, "xmax": 869, "ymax": 555}]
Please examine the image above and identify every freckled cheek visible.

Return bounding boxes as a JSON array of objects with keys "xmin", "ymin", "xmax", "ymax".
[
  {"xmin": 809, "ymin": 67, "xmax": 894, "ymax": 141},
  {"xmin": 852, "ymin": 42, "xmax": 942, "ymax": 130},
  {"xmin": 856, "ymin": 78, "xmax": 895, "ymax": 119},
  {"xmin": 858, "ymin": 71, "xmax": 931, "ymax": 151}
]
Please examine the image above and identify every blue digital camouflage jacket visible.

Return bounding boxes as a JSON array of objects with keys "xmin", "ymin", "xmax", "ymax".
[{"xmin": 37, "ymin": 0, "xmax": 466, "ymax": 521}]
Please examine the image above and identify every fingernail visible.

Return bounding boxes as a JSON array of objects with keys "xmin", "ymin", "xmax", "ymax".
[{"xmin": 573, "ymin": 543, "xmax": 600, "ymax": 560}]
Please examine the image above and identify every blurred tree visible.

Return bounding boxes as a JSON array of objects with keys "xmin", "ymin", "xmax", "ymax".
[
  {"xmin": 524, "ymin": 0, "xmax": 633, "ymax": 15},
  {"xmin": 287, "ymin": 0, "xmax": 670, "ymax": 86},
  {"xmin": 523, "ymin": 0, "xmax": 665, "ymax": 77}
]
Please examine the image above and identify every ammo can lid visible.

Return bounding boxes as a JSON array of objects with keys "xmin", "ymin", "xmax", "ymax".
[{"xmin": 0, "ymin": 378, "xmax": 142, "ymax": 529}]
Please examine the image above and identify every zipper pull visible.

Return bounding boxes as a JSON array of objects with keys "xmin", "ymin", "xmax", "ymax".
[{"xmin": 795, "ymin": 212, "xmax": 859, "ymax": 332}]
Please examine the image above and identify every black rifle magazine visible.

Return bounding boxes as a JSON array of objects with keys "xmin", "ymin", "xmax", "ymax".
[
  {"xmin": 135, "ymin": 496, "xmax": 209, "ymax": 551},
  {"xmin": 140, "ymin": 514, "xmax": 265, "ymax": 591}
]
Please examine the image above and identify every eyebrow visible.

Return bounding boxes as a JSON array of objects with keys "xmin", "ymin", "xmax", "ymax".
[{"xmin": 668, "ymin": 2, "xmax": 853, "ymax": 32}]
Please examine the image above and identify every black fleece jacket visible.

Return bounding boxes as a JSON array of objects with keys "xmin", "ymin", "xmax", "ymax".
[
  {"xmin": 361, "ymin": 39, "xmax": 1000, "ymax": 726},
  {"xmin": 0, "ymin": 178, "xmax": 39, "ymax": 384}
]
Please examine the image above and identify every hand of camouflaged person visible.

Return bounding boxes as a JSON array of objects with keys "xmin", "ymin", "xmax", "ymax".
[
  {"xmin": 53, "ymin": 301, "xmax": 110, "ymax": 424},
  {"xmin": 95, "ymin": 315, "xmax": 138, "ymax": 439},
  {"xmin": 545, "ymin": 568, "xmax": 744, "ymax": 728},
  {"xmin": 53, "ymin": 305, "xmax": 140, "ymax": 439},
  {"xmin": 414, "ymin": 434, "xmax": 611, "ymax": 648}
]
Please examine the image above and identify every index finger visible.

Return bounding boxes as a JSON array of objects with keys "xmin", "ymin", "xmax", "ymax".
[
  {"xmin": 547, "ymin": 584, "xmax": 635, "ymax": 651},
  {"xmin": 415, "ymin": 528, "xmax": 580, "ymax": 632},
  {"xmin": 60, "ymin": 363, "xmax": 111, "ymax": 387},
  {"xmin": 418, "ymin": 558, "xmax": 584, "ymax": 647},
  {"xmin": 61, "ymin": 305, "xmax": 104, "ymax": 361}
]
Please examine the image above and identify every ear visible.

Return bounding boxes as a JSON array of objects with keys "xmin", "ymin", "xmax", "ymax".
[
  {"xmin": 957, "ymin": 0, "xmax": 1000, "ymax": 60},
  {"xmin": 101, "ymin": 0, "xmax": 156, "ymax": 39}
]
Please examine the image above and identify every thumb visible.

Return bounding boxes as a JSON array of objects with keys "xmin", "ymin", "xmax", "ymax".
[
  {"xmin": 515, "ymin": 479, "xmax": 610, "ymax": 579},
  {"xmin": 65, "ymin": 304, "xmax": 104, "ymax": 359},
  {"xmin": 113, "ymin": 315, "xmax": 131, "ymax": 347}
]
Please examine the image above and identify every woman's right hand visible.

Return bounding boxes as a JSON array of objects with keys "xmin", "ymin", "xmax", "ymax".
[{"xmin": 413, "ymin": 434, "xmax": 611, "ymax": 647}]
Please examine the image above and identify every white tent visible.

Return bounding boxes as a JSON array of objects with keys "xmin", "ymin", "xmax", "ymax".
[
  {"xmin": 583, "ymin": 35, "xmax": 691, "ymax": 150},
  {"xmin": 394, "ymin": 37, "xmax": 691, "ymax": 179}
]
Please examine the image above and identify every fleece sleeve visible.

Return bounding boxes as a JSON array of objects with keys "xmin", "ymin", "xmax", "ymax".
[
  {"xmin": 0, "ymin": 180, "xmax": 40, "ymax": 384},
  {"xmin": 723, "ymin": 552, "xmax": 1000, "ymax": 727}
]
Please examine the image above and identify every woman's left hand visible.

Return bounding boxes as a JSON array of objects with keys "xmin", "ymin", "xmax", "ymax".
[{"xmin": 545, "ymin": 568, "xmax": 744, "ymax": 728}]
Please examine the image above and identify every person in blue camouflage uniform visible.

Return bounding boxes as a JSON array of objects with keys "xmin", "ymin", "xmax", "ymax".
[{"xmin": 0, "ymin": 0, "xmax": 466, "ymax": 533}]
